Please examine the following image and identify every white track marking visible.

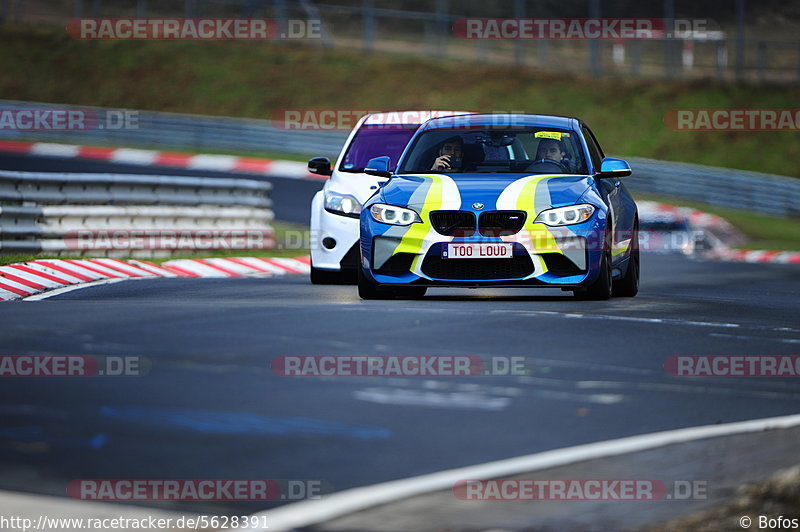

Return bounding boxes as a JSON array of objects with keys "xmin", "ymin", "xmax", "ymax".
[
  {"xmin": 110, "ymin": 148, "xmax": 158, "ymax": 165},
  {"xmin": 353, "ymin": 388, "xmax": 511, "ymax": 410},
  {"xmin": 490, "ymin": 309, "xmax": 742, "ymax": 329},
  {"xmin": 709, "ymin": 332, "xmax": 800, "ymax": 344},
  {"xmin": 576, "ymin": 380, "xmax": 800, "ymax": 400},
  {"xmin": 22, "ymin": 278, "xmax": 129, "ymax": 300},
  {"xmin": 188, "ymin": 154, "xmax": 237, "ymax": 171},
  {"xmin": 30, "ymin": 142, "xmax": 80, "ymax": 157},
  {"xmin": 244, "ymin": 413, "xmax": 800, "ymax": 532}
]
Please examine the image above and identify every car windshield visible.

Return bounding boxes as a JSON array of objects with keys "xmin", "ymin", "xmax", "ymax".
[
  {"xmin": 397, "ymin": 127, "xmax": 589, "ymax": 175},
  {"xmin": 339, "ymin": 124, "xmax": 417, "ymax": 173}
]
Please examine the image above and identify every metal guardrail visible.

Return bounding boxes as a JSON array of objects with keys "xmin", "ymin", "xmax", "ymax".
[
  {"xmin": 2, "ymin": 100, "xmax": 799, "ymax": 218},
  {"xmin": 627, "ymin": 157, "xmax": 800, "ymax": 217},
  {"xmin": 0, "ymin": 170, "xmax": 275, "ymax": 256},
  {"xmin": 0, "ymin": 100, "xmax": 348, "ymax": 158}
]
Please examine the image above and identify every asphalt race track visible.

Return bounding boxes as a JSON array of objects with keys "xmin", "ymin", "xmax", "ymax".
[{"xmin": 1, "ymin": 154, "xmax": 800, "ymax": 516}]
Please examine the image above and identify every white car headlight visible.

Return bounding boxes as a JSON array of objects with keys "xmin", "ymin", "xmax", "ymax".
[
  {"xmin": 534, "ymin": 204, "xmax": 596, "ymax": 226},
  {"xmin": 370, "ymin": 203, "xmax": 422, "ymax": 226},
  {"xmin": 324, "ymin": 190, "xmax": 362, "ymax": 218}
]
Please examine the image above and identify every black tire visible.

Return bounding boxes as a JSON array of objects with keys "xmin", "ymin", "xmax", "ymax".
[
  {"xmin": 393, "ymin": 286, "xmax": 427, "ymax": 299},
  {"xmin": 357, "ymin": 266, "xmax": 393, "ymax": 300},
  {"xmin": 612, "ymin": 244, "xmax": 639, "ymax": 298},
  {"xmin": 574, "ymin": 249, "xmax": 612, "ymax": 301},
  {"xmin": 310, "ymin": 265, "xmax": 347, "ymax": 285}
]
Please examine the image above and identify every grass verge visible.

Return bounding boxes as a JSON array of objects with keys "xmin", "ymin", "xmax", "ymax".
[{"xmin": 1, "ymin": 24, "xmax": 798, "ymax": 177}]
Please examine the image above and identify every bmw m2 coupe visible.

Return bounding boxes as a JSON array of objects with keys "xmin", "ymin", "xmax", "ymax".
[{"xmin": 357, "ymin": 114, "xmax": 639, "ymax": 300}]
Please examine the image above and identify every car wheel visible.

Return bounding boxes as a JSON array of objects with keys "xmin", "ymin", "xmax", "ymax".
[
  {"xmin": 311, "ymin": 265, "xmax": 345, "ymax": 285},
  {"xmin": 393, "ymin": 286, "xmax": 427, "ymax": 299},
  {"xmin": 310, "ymin": 260, "xmax": 356, "ymax": 285},
  {"xmin": 612, "ymin": 238, "xmax": 639, "ymax": 298},
  {"xmin": 574, "ymin": 249, "xmax": 612, "ymax": 301},
  {"xmin": 357, "ymin": 265, "xmax": 394, "ymax": 300}
]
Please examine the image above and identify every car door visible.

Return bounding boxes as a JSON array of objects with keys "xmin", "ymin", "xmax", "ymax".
[{"xmin": 582, "ymin": 125, "xmax": 629, "ymax": 267}]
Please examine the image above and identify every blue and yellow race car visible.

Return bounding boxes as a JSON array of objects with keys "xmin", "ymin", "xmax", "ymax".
[{"xmin": 358, "ymin": 114, "xmax": 639, "ymax": 300}]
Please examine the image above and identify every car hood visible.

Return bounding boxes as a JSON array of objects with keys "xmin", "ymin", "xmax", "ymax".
[
  {"xmin": 328, "ymin": 170, "xmax": 388, "ymax": 203},
  {"xmin": 380, "ymin": 173, "xmax": 594, "ymax": 212}
]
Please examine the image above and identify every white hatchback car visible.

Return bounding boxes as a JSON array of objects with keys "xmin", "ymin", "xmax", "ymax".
[{"xmin": 309, "ymin": 111, "xmax": 471, "ymax": 284}]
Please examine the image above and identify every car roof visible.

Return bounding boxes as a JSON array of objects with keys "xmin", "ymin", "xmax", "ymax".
[
  {"xmin": 362, "ymin": 110, "xmax": 474, "ymax": 126},
  {"xmin": 419, "ymin": 113, "xmax": 578, "ymax": 131}
]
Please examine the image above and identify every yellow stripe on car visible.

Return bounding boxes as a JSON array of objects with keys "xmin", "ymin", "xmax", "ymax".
[
  {"xmin": 512, "ymin": 175, "xmax": 561, "ymax": 274},
  {"xmin": 394, "ymin": 175, "xmax": 444, "ymax": 270},
  {"xmin": 377, "ymin": 174, "xmax": 460, "ymax": 276}
]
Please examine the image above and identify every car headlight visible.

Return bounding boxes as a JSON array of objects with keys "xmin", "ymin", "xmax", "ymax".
[
  {"xmin": 534, "ymin": 204, "xmax": 596, "ymax": 226},
  {"xmin": 370, "ymin": 203, "xmax": 422, "ymax": 226},
  {"xmin": 324, "ymin": 190, "xmax": 362, "ymax": 218}
]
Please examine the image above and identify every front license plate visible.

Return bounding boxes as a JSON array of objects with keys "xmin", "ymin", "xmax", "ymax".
[{"xmin": 443, "ymin": 243, "xmax": 514, "ymax": 259}]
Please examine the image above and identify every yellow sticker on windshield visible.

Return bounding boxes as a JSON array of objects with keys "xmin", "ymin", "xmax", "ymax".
[{"xmin": 535, "ymin": 131, "xmax": 569, "ymax": 139}]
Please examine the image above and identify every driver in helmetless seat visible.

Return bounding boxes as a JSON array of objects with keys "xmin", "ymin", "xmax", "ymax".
[
  {"xmin": 532, "ymin": 138, "xmax": 575, "ymax": 173},
  {"xmin": 536, "ymin": 138, "xmax": 567, "ymax": 164}
]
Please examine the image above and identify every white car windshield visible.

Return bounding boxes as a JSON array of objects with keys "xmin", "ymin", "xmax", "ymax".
[{"xmin": 339, "ymin": 125, "xmax": 417, "ymax": 173}]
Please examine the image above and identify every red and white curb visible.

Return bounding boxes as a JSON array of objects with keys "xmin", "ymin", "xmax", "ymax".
[
  {"xmin": 0, "ymin": 140, "xmax": 319, "ymax": 180},
  {"xmin": 638, "ymin": 200, "xmax": 736, "ymax": 234},
  {"xmin": 0, "ymin": 256, "xmax": 311, "ymax": 301},
  {"xmin": 706, "ymin": 248, "xmax": 800, "ymax": 264},
  {"xmin": 638, "ymin": 200, "xmax": 800, "ymax": 265}
]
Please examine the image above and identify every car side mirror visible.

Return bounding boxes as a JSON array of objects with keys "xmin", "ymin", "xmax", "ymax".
[
  {"xmin": 308, "ymin": 157, "xmax": 332, "ymax": 176},
  {"xmin": 365, "ymin": 156, "xmax": 392, "ymax": 178},
  {"xmin": 597, "ymin": 157, "xmax": 631, "ymax": 178}
]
